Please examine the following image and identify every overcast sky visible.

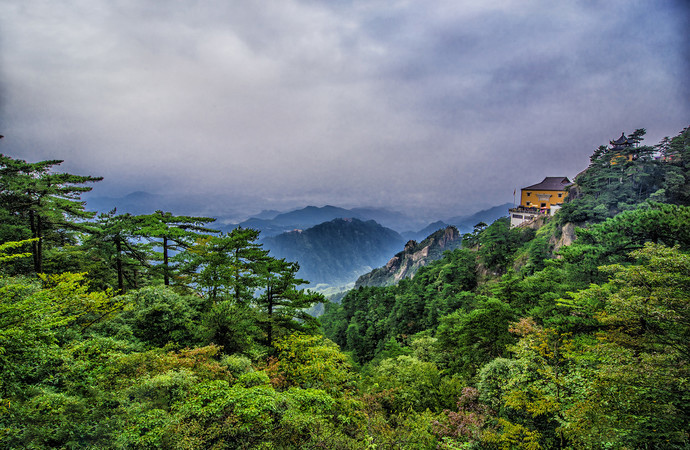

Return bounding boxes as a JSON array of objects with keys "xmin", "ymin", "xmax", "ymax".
[{"xmin": 1, "ymin": 0, "xmax": 688, "ymax": 220}]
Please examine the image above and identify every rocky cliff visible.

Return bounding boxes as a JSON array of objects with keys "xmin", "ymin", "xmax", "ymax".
[{"xmin": 354, "ymin": 226, "xmax": 461, "ymax": 288}]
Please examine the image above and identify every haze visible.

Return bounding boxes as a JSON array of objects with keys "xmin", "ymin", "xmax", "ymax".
[{"xmin": 1, "ymin": 0, "xmax": 688, "ymax": 221}]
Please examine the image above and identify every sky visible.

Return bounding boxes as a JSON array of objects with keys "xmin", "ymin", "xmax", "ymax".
[{"xmin": 1, "ymin": 0, "xmax": 688, "ymax": 221}]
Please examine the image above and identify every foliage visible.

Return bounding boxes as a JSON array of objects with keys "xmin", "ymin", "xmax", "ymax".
[
  {"xmin": 0, "ymin": 154, "xmax": 102, "ymax": 274},
  {"xmin": 559, "ymin": 127, "xmax": 690, "ymax": 224},
  {"xmin": 432, "ymin": 387, "xmax": 494, "ymax": 449},
  {"xmin": 270, "ymin": 333, "xmax": 358, "ymax": 395},
  {"xmin": 181, "ymin": 227, "xmax": 267, "ymax": 303},
  {"xmin": 322, "ymin": 248, "xmax": 478, "ymax": 364},
  {"xmin": 561, "ymin": 243, "xmax": 690, "ymax": 447},
  {"xmin": 254, "ymin": 257, "xmax": 323, "ymax": 347},
  {"xmin": 135, "ymin": 210, "xmax": 217, "ymax": 286},
  {"xmin": 477, "ymin": 217, "xmax": 534, "ymax": 275},
  {"xmin": 0, "ymin": 238, "xmax": 36, "ymax": 265},
  {"xmin": 119, "ymin": 285, "xmax": 203, "ymax": 348},
  {"xmin": 436, "ymin": 298, "xmax": 517, "ymax": 376}
]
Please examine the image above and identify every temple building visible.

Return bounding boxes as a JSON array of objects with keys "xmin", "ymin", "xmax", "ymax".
[
  {"xmin": 609, "ymin": 132, "xmax": 636, "ymax": 164},
  {"xmin": 509, "ymin": 177, "xmax": 572, "ymax": 227}
]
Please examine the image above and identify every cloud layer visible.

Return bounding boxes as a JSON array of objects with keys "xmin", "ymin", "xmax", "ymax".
[{"xmin": 1, "ymin": 0, "xmax": 688, "ymax": 219}]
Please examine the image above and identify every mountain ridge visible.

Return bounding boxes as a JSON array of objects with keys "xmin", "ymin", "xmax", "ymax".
[{"xmin": 262, "ymin": 218, "xmax": 405, "ymax": 288}]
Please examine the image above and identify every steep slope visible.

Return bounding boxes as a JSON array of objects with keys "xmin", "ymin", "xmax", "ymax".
[
  {"xmin": 355, "ymin": 226, "xmax": 462, "ymax": 288},
  {"xmin": 262, "ymin": 218, "xmax": 404, "ymax": 287}
]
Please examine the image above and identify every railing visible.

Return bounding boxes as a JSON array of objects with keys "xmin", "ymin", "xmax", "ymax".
[{"xmin": 508, "ymin": 206, "xmax": 544, "ymax": 214}]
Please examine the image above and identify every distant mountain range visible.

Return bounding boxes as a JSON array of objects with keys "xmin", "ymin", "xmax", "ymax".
[
  {"xmin": 398, "ymin": 203, "xmax": 512, "ymax": 241},
  {"xmin": 401, "ymin": 220, "xmax": 450, "ymax": 242},
  {"xmin": 84, "ymin": 190, "xmax": 512, "ymax": 238},
  {"xmin": 229, "ymin": 205, "xmax": 426, "ymax": 237},
  {"xmin": 230, "ymin": 203, "xmax": 512, "ymax": 238},
  {"xmin": 83, "ymin": 192, "xmax": 513, "ymax": 291},
  {"xmin": 262, "ymin": 218, "xmax": 404, "ymax": 288}
]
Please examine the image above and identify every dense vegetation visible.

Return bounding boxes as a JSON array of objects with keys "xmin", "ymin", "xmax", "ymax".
[{"xmin": 0, "ymin": 126, "xmax": 688, "ymax": 448}]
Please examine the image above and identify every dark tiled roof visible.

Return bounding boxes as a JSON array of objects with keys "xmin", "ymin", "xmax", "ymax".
[
  {"xmin": 523, "ymin": 177, "xmax": 572, "ymax": 191},
  {"xmin": 611, "ymin": 132, "xmax": 628, "ymax": 145},
  {"xmin": 610, "ymin": 132, "xmax": 633, "ymax": 148}
]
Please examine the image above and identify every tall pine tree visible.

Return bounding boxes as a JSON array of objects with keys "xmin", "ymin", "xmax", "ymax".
[{"xmin": 0, "ymin": 154, "xmax": 102, "ymax": 273}]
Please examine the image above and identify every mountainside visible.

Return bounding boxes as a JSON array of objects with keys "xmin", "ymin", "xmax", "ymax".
[
  {"xmin": 262, "ymin": 218, "xmax": 405, "ymax": 287},
  {"xmin": 355, "ymin": 226, "xmax": 462, "ymax": 288}
]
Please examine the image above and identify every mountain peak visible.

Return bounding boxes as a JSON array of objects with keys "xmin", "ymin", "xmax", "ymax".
[{"xmin": 262, "ymin": 217, "xmax": 404, "ymax": 288}]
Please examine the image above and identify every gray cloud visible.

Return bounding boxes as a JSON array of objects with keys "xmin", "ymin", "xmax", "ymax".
[{"xmin": 1, "ymin": 0, "xmax": 688, "ymax": 220}]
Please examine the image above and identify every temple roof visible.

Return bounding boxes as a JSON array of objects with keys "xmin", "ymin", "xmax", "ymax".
[
  {"xmin": 610, "ymin": 132, "xmax": 633, "ymax": 147},
  {"xmin": 523, "ymin": 177, "xmax": 572, "ymax": 191}
]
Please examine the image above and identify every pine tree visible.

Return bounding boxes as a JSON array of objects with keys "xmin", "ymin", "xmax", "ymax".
[
  {"xmin": 0, "ymin": 154, "xmax": 102, "ymax": 273},
  {"xmin": 182, "ymin": 227, "xmax": 269, "ymax": 303},
  {"xmin": 254, "ymin": 257, "xmax": 322, "ymax": 347},
  {"xmin": 136, "ymin": 211, "xmax": 217, "ymax": 285}
]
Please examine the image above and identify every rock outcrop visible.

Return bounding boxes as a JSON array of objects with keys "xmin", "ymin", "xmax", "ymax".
[{"xmin": 355, "ymin": 226, "xmax": 461, "ymax": 288}]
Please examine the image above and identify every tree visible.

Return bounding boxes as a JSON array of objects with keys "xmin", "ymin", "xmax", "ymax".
[
  {"xmin": 270, "ymin": 333, "xmax": 358, "ymax": 395},
  {"xmin": 556, "ymin": 203, "xmax": 690, "ymax": 287},
  {"xmin": 0, "ymin": 154, "xmax": 102, "ymax": 273},
  {"xmin": 135, "ymin": 211, "xmax": 216, "ymax": 286},
  {"xmin": 477, "ymin": 217, "xmax": 532, "ymax": 274},
  {"xmin": 121, "ymin": 285, "xmax": 202, "ymax": 348},
  {"xmin": 85, "ymin": 210, "xmax": 152, "ymax": 293},
  {"xmin": 559, "ymin": 127, "xmax": 690, "ymax": 224},
  {"xmin": 0, "ymin": 238, "xmax": 36, "ymax": 265},
  {"xmin": 255, "ymin": 257, "xmax": 322, "ymax": 348},
  {"xmin": 436, "ymin": 298, "xmax": 517, "ymax": 376},
  {"xmin": 561, "ymin": 243, "xmax": 690, "ymax": 447},
  {"xmin": 182, "ymin": 228, "xmax": 269, "ymax": 303}
]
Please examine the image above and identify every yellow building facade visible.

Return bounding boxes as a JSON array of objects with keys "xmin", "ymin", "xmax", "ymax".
[
  {"xmin": 510, "ymin": 177, "xmax": 572, "ymax": 227},
  {"xmin": 520, "ymin": 176, "xmax": 571, "ymax": 209}
]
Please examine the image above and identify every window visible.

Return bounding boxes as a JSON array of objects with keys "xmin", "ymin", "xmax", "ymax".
[
  {"xmin": 541, "ymin": 203, "xmax": 547, "ymax": 208},
  {"xmin": 558, "ymin": 193, "xmax": 563, "ymax": 198},
  {"xmin": 526, "ymin": 192, "xmax": 531, "ymax": 196},
  {"xmin": 526, "ymin": 202, "xmax": 531, "ymax": 206}
]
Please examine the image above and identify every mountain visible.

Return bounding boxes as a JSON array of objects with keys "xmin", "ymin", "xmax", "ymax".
[
  {"xmin": 252, "ymin": 209, "xmax": 282, "ymax": 220},
  {"xmin": 355, "ymin": 226, "xmax": 462, "ymax": 288},
  {"xmin": 228, "ymin": 205, "xmax": 353, "ymax": 237},
  {"xmin": 262, "ymin": 218, "xmax": 405, "ymax": 288},
  {"xmin": 270, "ymin": 205, "xmax": 353, "ymax": 227},
  {"xmin": 446, "ymin": 202, "xmax": 512, "ymax": 233},
  {"xmin": 229, "ymin": 205, "xmax": 423, "ymax": 237}
]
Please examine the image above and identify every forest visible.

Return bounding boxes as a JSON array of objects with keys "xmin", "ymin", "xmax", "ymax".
[{"xmin": 0, "ymin": 126, "xmax": 688, "ymax": 449}]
